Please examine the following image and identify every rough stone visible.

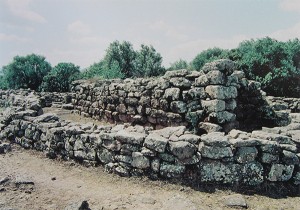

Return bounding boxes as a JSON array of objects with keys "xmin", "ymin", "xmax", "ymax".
[
  {"xmin": 198, "ymin": 122, "xmax": 222, "ymax": 133},
  {"xmin": 131, "ymin": 152, "xmax": 150, "ymax": 169},
  {"xmin": 267, "ymin": 164, "xmax": 294, "ymax": 181},
  {"xmin": 169, "ymin": 141, "xmax": 196, "ymax": 160},
  {"xmin": 199, "ymin": 143, "xmax": 233, "ymax": 159},
  {"xmin": 144, "ymin": 134, "xmax": 168, "ymax": 152},
  {"xmin": 223, "ymin": 194, "xmax": 248, "ymax": 209},
  {"xmin": 200, "ymin": 132, "xmax": 230, "ymax": 147},
  {"xmin": 163, "ymin": 88, "xmax": 181, "ymax": 101},
  {"xmin": 159, "ymin": 162, "xmax": 185, "ymax": 178},
  {"xmin": 178, "ymin": 134, "xmax": 201, "ymax": 144},
  {"xmin": 235, "ymin": 147, "xmax": 258, "ymax": 163},
  {"xmin": 170, "ymin": 101, "xmax": 187, "ymax": 113},
  {"xmin": 201, "ymin": 99, "xmax": 225, "ymax": 112},
  {"xmin": 115, "ymin": 130, "xmax": 146, "ymax": 145}
]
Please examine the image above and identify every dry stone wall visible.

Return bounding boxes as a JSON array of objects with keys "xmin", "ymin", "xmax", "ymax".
[
  {"xmin": 70, "ymin": 59, "xmax": 287, "ymax": 133},
  {"xmin": 71, "ymin": 60, "xmax": 256, "ymax": 133},
  {"xmin": 1, "ymin": 104, "xmax": 300, "ymax": 188}
]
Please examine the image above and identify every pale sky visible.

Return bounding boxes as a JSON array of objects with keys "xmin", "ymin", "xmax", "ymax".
[{"xmin": 1, "ymin": 0, "xmax": 300, "ymax": 69}]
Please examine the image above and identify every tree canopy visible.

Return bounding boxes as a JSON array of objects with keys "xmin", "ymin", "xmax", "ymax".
[
  {"xmin": 41, "ymin": 62, "xmax": 80, "ymax": 92},
  {"xmin": 1, "ymin": 38, "xmax": 299, "ymax": 97},
  {"xmin": 168, "ymin": 59, "xmax": 188, "ymax": 71},
  {"xmin": 2, "ymin": 54, "xmax": 51, "ymax": 90}
]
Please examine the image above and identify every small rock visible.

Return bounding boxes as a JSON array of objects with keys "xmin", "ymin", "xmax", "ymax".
[
  {"xmin": 65, "ymin": 200, "xmax": 91, "ymax": 210},
  {"xmin": 223, "ymin": 194, "xmax": 248, "ymax": 209},
  {"xmin": 0, "ymin": 177, "xmax": 9, "ymax": 185}
]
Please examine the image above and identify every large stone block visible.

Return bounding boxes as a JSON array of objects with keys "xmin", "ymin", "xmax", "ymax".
[
  {"xmin": 240, "ymin": 162, "xmax": 264, "ymax": 185},
  {"xmin": 97, "ymin": 148, "xmax": 114, "ymax": 164},
  {"xmin": 208, "ymin": 111, "xmax": 236, "ymax": 124},
  {"xmin": 200, "ymin": 132, "xmax": 230, "ymax": 147},
  {"xmin": 201, "ymin": 59, "xmax": 236, "ymax": 75},
  {"xmin": 170, "ymin": 101, "xmax": 187, "ymax": 113},
  {"xmin": 159, "ymin": 162, "xmax": 185, "ymax": 178},
  {"xmin": 206, "ymin": 70, "xmax": 226, "ymax": 85},
  {"xmin": 205, "ymin": 86, "xmax": 237, "ymax": 100},
  {"xmin": 131, "ymin": 152, "xmax": 150, "ymax": 169},
  {"xmin": 163, "ymin": 88, "xmax": 181, "ymax": 101},
  {"xmin": 199, "ymin": 143, "xmax": 233, "ymax": 159},
  {"xmin": 169, "ymin": 141, "xmax": 196, "ymax": 159},
  {"xmin": 199, "ymin": 160, "xmax": 240, "ymax": 184},
  {"xmin": 198, "ymin": 122, "xmax": 222, "ymax": 133},
  {"xmin": 170, "ymin": 77, "xmax": 191, "ymax": 88},
  {"xmin": 144, "ymin": 134, "xmax": 169, "ymax": 152},
  {"xmin": 201, "ymin": 100, "xmax": 225, "ymax": 112},
  {"xmin": 235, "ymin": 147, "xmax": 258, "ymax": 163},
  {"xmin": 267, "ymin": 164, "xmax": 294, "ymax": 181},
  {"xmin": 115, "ymin": 130, "xmax": 146, "ymax": 145}
]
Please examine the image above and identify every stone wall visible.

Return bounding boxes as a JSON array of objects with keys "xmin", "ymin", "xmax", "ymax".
[
  {"xmin": 71, "ymin": 60, "xmax": 261, "ymax": 133},
  {"xmin": 1, "ymin": 104, "xmax": 300, "ymax": 187},
  {"xmin": 70, "ymin": 59, "xmax": 289, "ymax": 133},
  {"xmin": 0, "ymin": 89, "xmax": 72, "ymax": 110},
  {"xmin": 267, "ymin": 96, "xmax": 300, "ymax": 113}
]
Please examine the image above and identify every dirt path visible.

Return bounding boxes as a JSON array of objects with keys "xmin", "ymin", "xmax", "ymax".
[{"xmin": 0, "ymin": 146, "xmax": 299, "ymax": 210}]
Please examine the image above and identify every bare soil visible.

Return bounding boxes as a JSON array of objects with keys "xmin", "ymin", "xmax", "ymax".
[
  {"xmin": 0, "ymin": 146, "xmax": 299, "ymax": 210},
  {"xmin": 0, "ymin": 107, "xmax": 299, "ymax": 209}
]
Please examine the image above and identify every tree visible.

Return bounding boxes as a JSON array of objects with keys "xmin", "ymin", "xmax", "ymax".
[
  {"xmin": 233, "ymin": 37, "xmax": 300, "ymax": 97},
  {"xmin": 41, "ymin": 62, "xmax": 80, "ymax": 92},
  {"xmin": 134, "ymin": 44, "xmax": 165, "ymax": 77},
  {"xmin": 168, "ymin": 59, "xmax": 188, "ymax": 70},
  {"xmin": 191, "ymin": 47, "xmax": 228, "ymax": 70},
  {"xmin": 2, "ymin": 54, "xmax": 51, "ymax": 90},
  {"xmin": 81, "ymin": 60, "xmax": 124, "ymax": 79},
  {"xmin": 104, "ymin": 41, "xmax": 136, "ymax": 78}
]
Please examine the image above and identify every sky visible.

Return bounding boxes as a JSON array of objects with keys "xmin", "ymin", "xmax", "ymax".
[{"xmin": 0, "ymin": 0, "xmax": 300, "ymax": 69}]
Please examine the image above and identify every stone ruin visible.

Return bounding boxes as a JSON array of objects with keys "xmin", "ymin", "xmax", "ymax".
[
  {"xmin": 70, "ymin": 59, "xmax": 290, "ymax": 132},
  {"xmin": 0, "ymin": 59, "xmax": 300, "ymax": 192}
]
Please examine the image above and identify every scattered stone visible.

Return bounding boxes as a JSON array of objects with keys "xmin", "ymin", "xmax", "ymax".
[{"xmin": 222, "ymin": 194, "xmax": 248, "ymax": 209}]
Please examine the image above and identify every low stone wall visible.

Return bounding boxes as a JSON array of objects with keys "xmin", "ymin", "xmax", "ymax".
[
  {"xmin": 1, "ymin": 106, "xmax": 300, "ymax": 187},
  {"xmin": 0, "ymin": 89, "xmax": 73, "ymax": 110},
  {"xmin": 267, "ymin": 96, "xmax": 300, "ymax": 113}
]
